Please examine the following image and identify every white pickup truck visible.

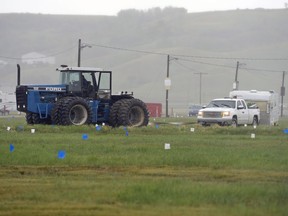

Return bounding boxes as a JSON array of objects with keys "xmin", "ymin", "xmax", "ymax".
[{"xmin": 197, "ymin": 98, "xmax": 260, "ymax": 127}]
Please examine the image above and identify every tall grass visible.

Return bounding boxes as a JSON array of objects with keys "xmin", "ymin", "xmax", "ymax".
[
  {"xmin": 0, "ymin": 116, "xmax": 288, "ymax": 215},
  {"xmin": 1, "ymin": 117, "xmax": 287, "ymax": 170}
]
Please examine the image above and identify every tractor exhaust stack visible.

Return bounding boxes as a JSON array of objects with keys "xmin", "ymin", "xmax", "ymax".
[{"xmin": 17, "ymin": 64, "xmax": 20, "ymax": 86}]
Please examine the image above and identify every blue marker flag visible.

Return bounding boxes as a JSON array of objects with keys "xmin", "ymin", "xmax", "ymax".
[
  {"xmin": 16, "ymin": 125, "xmax": 24, "ymax": 132},
  {"xmin": 10, "ymin": 144, "xmax": 14, "ymax": 152},
  {"xmin": 155, "ymin": 124, "xmax": 159, "ymax": 129},
  {"xmin": 283, "ymin": 128, "xmax": 288, "ymax": 134},
  {"xmin": 58, "ymin": 150, "xmax": 66, "ymax": 159},
  {"xmin": 82, "ymin": 134, "xmax": 88, "ymax": 140},
  {"xmin": 125, "ymin": 131, "xmax": 129, "ymax": 136},
  {"xmin": 96, "ymin": 125, "xmax": 102, "ymax": 131}
]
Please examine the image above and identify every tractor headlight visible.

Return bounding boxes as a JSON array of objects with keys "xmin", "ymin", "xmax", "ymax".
[
  {"xmin": 222, "ymin": 111, "xmax": 230, "ymax": 117},
  {"xmin": 198, "ymin": 111, "xmax": 203, "ymax": 117}
]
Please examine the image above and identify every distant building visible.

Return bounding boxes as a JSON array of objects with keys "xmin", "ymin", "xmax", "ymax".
[
  {"xmin": 0, "ymin": 60, "xmax": 8, "ymax": 66},
  {"xmin": 22, "ymin": 52, "xmax": 55, "ymax": 65}
]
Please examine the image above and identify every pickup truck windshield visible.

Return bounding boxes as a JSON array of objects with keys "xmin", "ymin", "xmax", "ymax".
[{"xmin": 207, "ymin": 100, "xmax": 236, "ymax": 108}]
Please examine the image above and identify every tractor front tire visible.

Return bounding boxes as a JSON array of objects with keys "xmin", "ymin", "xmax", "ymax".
[
  {"xmin": 51, "ymin": 100, "xmax": 62, "ymax": 125},
  {"xmin": 26, "ymin": 112, "xmax": 34, "ymax": 124},
  {"xmin": 32, "ymin": 113, "xmax": 51, "ymax": 124},
  {"xmin": 117, "ymin": 98, "xmax": 149, "ymax": 127}
]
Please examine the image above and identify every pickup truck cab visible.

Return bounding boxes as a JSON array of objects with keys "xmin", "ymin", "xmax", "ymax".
[{"xmin": 197, "ymin": 98, "xmax": 260, "ymax": 127}]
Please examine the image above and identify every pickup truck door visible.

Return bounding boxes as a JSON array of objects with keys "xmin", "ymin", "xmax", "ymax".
[{"xmin": 237, "ymin": 100, "xmax": 249, "ymax": 124}]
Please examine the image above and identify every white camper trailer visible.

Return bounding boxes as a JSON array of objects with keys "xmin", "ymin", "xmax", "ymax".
[
  {"xmin": 229, "ymin": 90, "xmax": 280, "ymax": 125},
  {"xmin": 0, "ymin": 91, "xmax": 16, "ymax": 113}
]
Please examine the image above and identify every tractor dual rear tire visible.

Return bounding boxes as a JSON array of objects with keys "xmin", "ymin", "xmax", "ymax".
[
  {"xmin": 52, "ymin": 97, "xmax": 92, "ymax": 126},
  {"xmin": 109, "ymin": 99, "xmax": 127, "ymax": 127},
  {"xmin": 116, "ymin": 98, "xmax": 149, "ymax": 127}
]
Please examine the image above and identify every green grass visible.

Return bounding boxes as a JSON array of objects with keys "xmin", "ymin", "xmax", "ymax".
[{"xmin": 0, "ymin": 116, "xmax": 288, "ymax": 215}]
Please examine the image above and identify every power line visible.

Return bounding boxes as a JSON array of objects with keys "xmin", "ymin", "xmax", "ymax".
[
  {"xmin": 1, "ymin": 42, "xmax": 286, "ymax": 73},
  {"xmin": 0, "ymin": 55, "xmax": 22, "ymax": 60},
  {"xmin": 89, "ymin": 43, "xmax": 288, "ymax": 61},
  {"xmin": 89, "ymin": 43, "xmax": 287, "ymax": 72},
  {"xmin": 173, "ymin": 60, "xmax": 201, "ymax": 73},
  {"xmin": 173, "ymin": 60, "xmax": 197, "ymax": 72},
  {"xmin": 0, "ymin": 45, "xmax": 77, "ymax": 60},
  {"xmin": 172, "ymin": 53, "xmax": 288, "ymax": 61},
  {"xmin": 89, "ymin": 43, "xmax": 168, "ymax": 56},
  {"xmin": 1, "ymin": 42, "xmax": 288, "ymax": 62},
  {"xmin": 177, "ymin": 58, "xmax": 235, "ymax": 69},
  {"xmin": 241, "ymin": 66, "xmax": 284, "ymax": 73},
  {"xmin": 177, "ymin": 57, "xmax": 285, "ymax": 73}
]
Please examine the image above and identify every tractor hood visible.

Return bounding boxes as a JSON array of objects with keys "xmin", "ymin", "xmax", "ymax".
[
  {"xmin": 16, "ymin": 84, "xmax": 67, "ymax": 112},
  {"xmin": 26, "ymin": 84, "xmax": 67, "ymax": 92}
]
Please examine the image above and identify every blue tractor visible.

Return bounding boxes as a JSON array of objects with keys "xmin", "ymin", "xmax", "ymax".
[{"xmin": 16, "ymin": 65, "xmax": 149, "ymax": 127}]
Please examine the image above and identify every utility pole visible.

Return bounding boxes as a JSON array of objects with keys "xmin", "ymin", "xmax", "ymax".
[
  {"xmin": 234, "ymin": 61, "xmax": 240, "ymax": 90},
  {"xmin": 164, "ymin": 55, "xmax": 177, "ymax": 117},
  {"xmin": 194, "ymin": 72, "xmax": 208, "ymax": 105},
  {"xmin": 280, "ymin": 71, "xmax": 286, "ymax": 117},
  {"xmin": 165, "ymin": 55, "xmax": 170, "ymax": 118},
  {"xmin": 77, "ymin": 39, "xmax": 92, "ymax": 67},
  {"xmin": 78, "ymin": 39, "xmax": 81, "ymax": 67}
]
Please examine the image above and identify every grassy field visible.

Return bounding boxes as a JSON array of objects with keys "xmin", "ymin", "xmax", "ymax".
[{"xmin": 0, "ymin": 116, "xmax": 288, "ymax": 216}]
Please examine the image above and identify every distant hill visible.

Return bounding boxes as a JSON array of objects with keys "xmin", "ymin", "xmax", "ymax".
[{"xmin": 1, "ymin": 8, "xmax": 288, "ymax": 114}]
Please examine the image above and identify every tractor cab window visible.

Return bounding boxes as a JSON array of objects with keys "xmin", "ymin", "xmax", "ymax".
[
  {"xmin": 60, "ymin": 72, "xmax": 81, "ymax": 92},
  {"xmin": 82, "ymin": 73, "xmax": 93, "ymax": 90},
  {"xmin": 97, "ymin": 72, "xmax": 111, "ymax": 99},
  {"xmin": 82, "ymin": 72, "xmax": 95, "ymax": 97},
  {"xmin": 82, "ymin": 73, "xmax": 93, "ymax": 85},
  {"xmin": 98, "ymin": 72, "xmax": 111, "ymax": 90}
]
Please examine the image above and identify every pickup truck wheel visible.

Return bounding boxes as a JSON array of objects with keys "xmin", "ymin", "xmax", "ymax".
[
  {"xmin": 231, "ymin": 117, "xmax": 238, "ymax": 127},
  {"xmin": 221, "ymin": 122, "xmax": 229, "ymax": 126},
  {"xmin": 252, "ymin": 116, "xmax": 258, "ymax": 126}
]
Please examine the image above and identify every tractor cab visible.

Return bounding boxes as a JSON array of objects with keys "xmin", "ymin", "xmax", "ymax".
[{"xmin": 58, "ymin": 66, "xmax": 112, "ymax": 100}]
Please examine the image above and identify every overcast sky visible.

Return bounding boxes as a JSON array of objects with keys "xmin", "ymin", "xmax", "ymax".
[{"xmin": 0, "ymin": 0, "xmax": 286, "ymax": 15}]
